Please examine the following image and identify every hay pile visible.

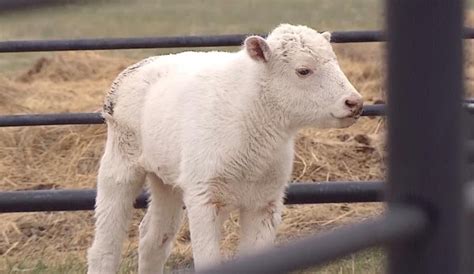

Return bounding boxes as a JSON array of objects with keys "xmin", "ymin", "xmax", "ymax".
[{"xmin": 0, "ymin": 48, "xmax": 387, "ymax": 271}]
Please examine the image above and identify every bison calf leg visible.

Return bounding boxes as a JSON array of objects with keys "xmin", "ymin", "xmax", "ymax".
[
  {"xmin": 87, "ymin": 131, "xmax": 145, "ymax": 274},
  {"xmin": 138, "ymin": 175, "xmax": 184, "ymax": 274},
  {"xmin": 238, "ymin": 200, "xmax": 283, "ymax": 253},
  {"xmin": 184, "ymin": 191, "xmax": 228, "ymax": 271}
]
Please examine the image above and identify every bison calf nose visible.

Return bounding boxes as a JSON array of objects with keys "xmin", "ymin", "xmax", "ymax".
[{"xmin": 344, "ymin": 95, "xmax": 363, "ymax": 117}]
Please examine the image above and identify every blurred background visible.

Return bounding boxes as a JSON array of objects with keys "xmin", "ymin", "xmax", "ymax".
[
  {"xmin": 1, "ymin": 0, "xmax": 382, "ymax": 73},
  {"xmin": 0, "ymin": 1, "xmax": 472, "ymax": 273}
]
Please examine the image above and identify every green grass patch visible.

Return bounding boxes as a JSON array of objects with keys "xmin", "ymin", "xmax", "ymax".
[
  {"xmin": 313, "ymin": 248, "xmax": 385, "ymax": 274},
  {"xmin": 2, "ymin": 248, "xmax": 384, "ymax": 274}
]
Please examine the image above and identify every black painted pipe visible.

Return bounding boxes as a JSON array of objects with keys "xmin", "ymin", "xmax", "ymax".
[
  {"xmin": 1, "ymin": 29, "xmax": 473, "ymax": 53},
  {"xmin": 0, "ymin": 112, "xmax": 104, "ymax": 127},
  {"xmin": 0, "ymin": 181, "xmax": 383, "ymax": 213},
  {"xmin": 200, "ymin": 205, "xmax": 428, "ymax": 274},
  {"xmin": 0, "ymin": 31, "xmax": 379, "ymax": 53},
  {"xmin": 0, "ymin": 105, "xmax": 384, "ymax": 127},
  {"xmin": 5, "ymin": 103, "xmax": 474, "ymax": 127}
]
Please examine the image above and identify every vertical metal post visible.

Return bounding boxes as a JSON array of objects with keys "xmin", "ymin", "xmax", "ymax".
[
  {"xmin": 386, "ymin": 0, "xmax": 466, "ymax": 273},
  {"xmin": 465, "ymin": 113, "xmax": 474, "ymax": 273}
]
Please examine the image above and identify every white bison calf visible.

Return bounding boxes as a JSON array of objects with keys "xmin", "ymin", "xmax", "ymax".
[{"xmin": 87, "ymin": 24, "xmax": 363, "ymax": 274}]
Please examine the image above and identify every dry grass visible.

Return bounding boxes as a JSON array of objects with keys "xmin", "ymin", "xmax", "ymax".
[
  {"xmin": 2, "ymin": 3, "xmax": 474, "ymax": 272},
  {"xmin": 0, "ymin": 2, "xmax": 389, "ymax": 272},
  {"xmin": 0, "ymin": 44, "xmax": 390, "ymax": 273}
]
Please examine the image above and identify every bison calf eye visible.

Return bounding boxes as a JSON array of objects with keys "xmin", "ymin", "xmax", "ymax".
[{"xmin": 296, "ymin": 68, "xmax": 313, "ymax": 77}]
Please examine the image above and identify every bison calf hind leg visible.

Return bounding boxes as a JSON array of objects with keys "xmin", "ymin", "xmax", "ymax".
[{"xmin": 87, "ymin": 129, "xmax": 145, "ymax": 274}]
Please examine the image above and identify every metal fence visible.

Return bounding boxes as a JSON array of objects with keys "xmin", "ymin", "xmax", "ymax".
[{"xmin": 0, "ymin": 0, "xmax": 471, "ymax": 273}]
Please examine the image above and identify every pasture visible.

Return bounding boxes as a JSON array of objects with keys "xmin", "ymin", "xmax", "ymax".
[{"xmin": 0, "ymin": 1, "xmax": 472, "ymax": 273}]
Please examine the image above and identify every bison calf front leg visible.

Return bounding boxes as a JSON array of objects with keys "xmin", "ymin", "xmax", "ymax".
[
  {"xmin": 185, "ymin": 193, "xmax": 225, "ymax": 271},
  {"xmin": 238, "ymin": 200, "xmax": 283, "ymax": 253}
]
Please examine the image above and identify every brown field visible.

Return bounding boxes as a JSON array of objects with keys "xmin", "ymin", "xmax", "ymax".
[{"xmin": 2, "ymin": 1, "xmax": 474, "ymax": 273}]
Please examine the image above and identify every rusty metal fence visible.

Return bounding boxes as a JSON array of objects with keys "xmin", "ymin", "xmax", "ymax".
[{"xmin": 1, "ymin": 0, "xmax": 472, "ymax": 273}]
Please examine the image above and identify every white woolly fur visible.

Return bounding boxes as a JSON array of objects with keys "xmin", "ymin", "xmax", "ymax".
[{"xmin": 87, "ymin": 24, "xmax": 363, "ymax": 274}]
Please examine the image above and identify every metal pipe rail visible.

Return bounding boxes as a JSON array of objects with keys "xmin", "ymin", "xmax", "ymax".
[
  {"xmin": 0, "ymin": 181, "xmax": 383, "ymax": 213},
  {"xmin": 0, "ymin": 112, "xmax": 104, "ymax": 127},
  {"xmin": 0, "ymin": 0, "xmax": 75, "ymax": 12},
  {"xmin": 385, "ymin": 0, "xmax": 465, "ymax": 273},
  {"xmin": 1, "ymin": 28, "xmax": 474, "ymax": 53},
  {"xmin": 3, "ymin": 102, "xmax": 474, "ymax": 127},
  {"xmin": 0, "ymin": 105, "xmax": 386, "ymax": 127},
  {"xmin": 0, "ymin": 31, "xmax": 380, "ymax": 53},
  {"xmin": 199, "ymin": 205, "xmax": 428, "ymax": 274}
]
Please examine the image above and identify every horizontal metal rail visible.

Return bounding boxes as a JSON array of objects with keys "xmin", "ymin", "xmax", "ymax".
[
  {"xmin": 199, "ymin": 205, "xmax": 428, "ymax": 274},
  {"xmin": 0, "ymin": 181, "xmax": 383, "ymax": 213},
  {"xmin": 0, "ymin": 105, "xmax": 384, "ymax": 127},
  {"xmin": 4, "ymin": 102, "xmax": 474, "ymax": 127},
  {"xmin": 0, "ymin": 31, "xmax": 380, "ymax": 53},
  {"xmin": 1, "ymin": 28, "xmax": 473, "ymax": 53},
  {"xmin": 0, "ymin": 112, "xmax": 104, "ymax": 127},
  {"xmin": 0, "ymin": 0, "xmax": 74, "ymax": 12}
]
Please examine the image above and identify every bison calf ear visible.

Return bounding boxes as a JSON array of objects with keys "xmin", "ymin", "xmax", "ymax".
[
  {"xmin": 244, "ymin": 36, "xmax": 271, "ymax": 62},
  {"xmin": 321, "ymin": 31, "xmax": 331, "ymax": 42}
]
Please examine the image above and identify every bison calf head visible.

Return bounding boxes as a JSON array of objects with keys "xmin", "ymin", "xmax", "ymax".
[{"xmin": 244, "ymin": 24, "xmax": 363, "ymax": 129}]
